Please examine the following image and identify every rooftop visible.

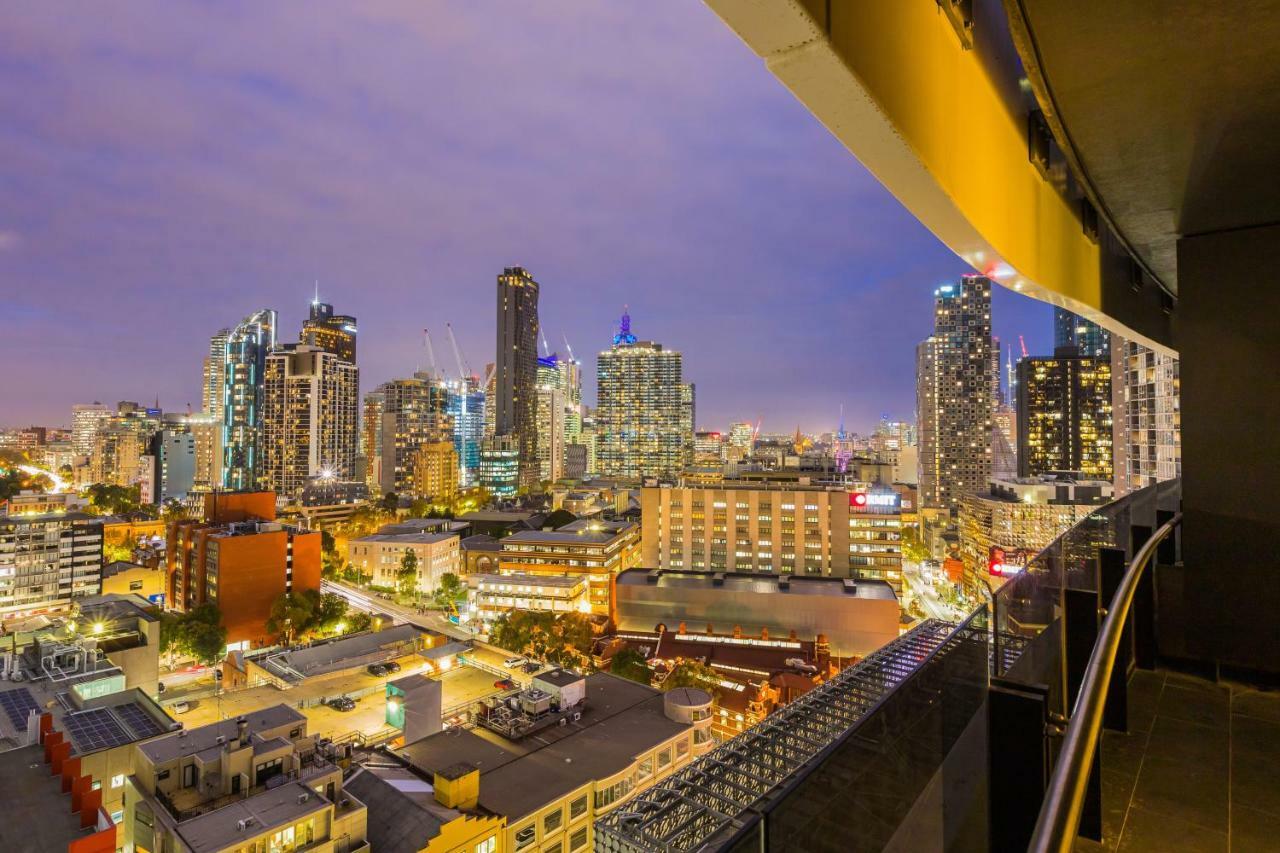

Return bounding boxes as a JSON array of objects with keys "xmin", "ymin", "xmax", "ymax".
[
  {"xmin": 460, "ymin": 534, "xmax": 501, "ymax": 551},
  {"xmin": 458, "ymin": 510, "xmax": 539, "ymax": 522},
  {"xmin": 398, "ymin": 672, "xmax": 686, "ymax": 820},
  {"xmin": 352, "ymin": 530, "xmax": 458, "ymax": 545},
  {"xmin": 616, "ymin": 568, "xmax": 898, "ymax": 601},
  {"xmin": 0, "ymin": 745, "xmax": 92, "ymax": 851},
  {"xmin": 139, "ymin": 704, "xmax": 305, "ymax": 764},
  {"xmin": 344, "ymin": 765, "xmax": 463, "ymax": 853},
  {"xmin": 502, "ymin": 524, "xmax": 632, "ymax": 545},
  {"xmin": 471, "ymin": 572, "xmax": 584, "ymax": 589},
  {"xmin": 175, "ymin": 780, "xmax": 339, "ymax": 853},
  {"xmin": 256, "ymin": 623, "xmax": 425, "ymax": 683}
]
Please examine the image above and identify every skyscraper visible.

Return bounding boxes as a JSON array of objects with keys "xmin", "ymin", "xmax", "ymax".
[
  {"xmin": 300, "ymin": 297, "xmax": 358, "ymax": 362},
  {"xmin": 444, "ymin": 375, "xmax": 485, "ymax": 488},
  {"xmin": 1016, "ymin": 348, "xmax": 1114, "ymax": 479},
  {"xmin": 261, "ymin": 345, "xmax": 360, "ymax": 497},
  {"xmin": 596, "ymin": 309, "xmax": 691, "ymax": 478},
  {"xmin": 1053, "ymin": 308, "xmax": 1111, "ymax": 359},
  {"xmin": 916, "ymin": 275, "xmax": 993, "ymax": 516},
  {"xmin": 71, "ymin": 403, "xmax": 111, "ymax": 457},
  {"xmin": 1113, "ymin": 339, "xmax": 1180, "ymax": 494},
  {"xmin": 495, "ymin": 267, "xmax": 540, "ymax": 489},
  {"xmin": 203, "ymin": 328, "xmax": 231, "ymax": 418},
  {"xmin": 363, "ymin": 374, "xmax": 451, "ymax": 496},
  {"xmin": 478, "ymin": 434, "xmax": 519, "ymax": 497},
  {"xmin": 221, "ymin": 309, "xmax": 276, "ymax": 490},
  {"xmin": 534, "ymin": 354, "xmax": 566, "ymax": 482}
]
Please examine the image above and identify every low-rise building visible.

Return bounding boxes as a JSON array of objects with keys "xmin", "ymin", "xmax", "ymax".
[
  {"xmin": 124, "ymin": 704, "xmax": 369, "ymax": 853},
  {"xmin": 348, "ymin": 528, "xmax": 461, "ymax": 593},
  {"xmin": 102, "ymin": 560, "xmax": 165, "ymax": 605},
  {"xmin": 469, "ymin": 572, "xmax": 590, "ymax": 624},
  {"xmin": 497, "ymin": 519, "xmax": 640, "ymax": 617},
  {"xmin": 396, "ymin": 671, "xmax": 710, "ymax": 853}
]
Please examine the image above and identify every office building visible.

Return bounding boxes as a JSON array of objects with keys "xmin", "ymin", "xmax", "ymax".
[
  {"xmin": 413, "ymin": 438, "xmax": 459, "ymax": 502},
  {"xmin": 221, "ymin": 309, "xmax": 277, "ymax": 490},
  {"xmin": 1053, "ymin": 307, "xmax": 1111, "ymax": 359},
  {"xmin": 299, "ymin": 296, "xmax": 357, "ymax": 362},
  {"xmin": 497, "ymin": 518, "xmax": 641, "ymax": 616},
  {"xmin": 87, "ymin": 402, "xmax": 162, "ymax": 489},
  {"xmin": 478, "ymin": 434, "xmax": 520, "ymax": 498},
  {"xmin": 396, "ymin": 671, "xmax": 709, "ymax": 853},
  {"xmin": 1016, "ymin": 348, "xmax": 1113, "ymax": 479},
  {"xmin": 535, "ymin": 354, "xmax": 567, "ymax": 482},
  {"xmin": 0, "ymin": 493, "xmax": 103, "ymax": 619},
  {"xmin": 261, "ymin": 344, "xmax": 360, "ymax": 497},
  {"xmin": 444, "ymin": 374, "xmax": 485, "ymax": 487},
  {"xmin": 694, "ymin": 430, "xmax": 726, "ymax": 464},
  {"xmin": 363, "ymin": 374, "xmax": 452, "ymax": 497},
  {"xmin": 347, "ymin": 525, "xmax": 461, "ymax": 593},
  {"xmin": 596, "ymin": 310, "xmax": 692, "ymax": 478},
  {"xmin": 1114, "ymin": 339, "xmax": 1181, "ymax": 494},
  {"xmin": 166, "ymin": 492, "xmax": 319, "ymax": 647},
  {"xmin": 495, "ymin": 266, "xmax": 540, "ymax": 489},
  {"xmin": 123, "ymin": 705, "xmax": 368, "ymax": 853},
  {"xmin": 958, "ymin": 475, "xmax": 1113, "ymax": 593},
  {"xmin": 640, "ymin": 481, "xmax": 906, "ymax": 589},
  {"xmin": 146, "ymin": 428, "xmax": 196, "ymax": 503},
  {"xmin": 916, "ymin": 275, "xmax": 993, "ymax": 516},
  {"xmin": 71, "ymin": 402, "xmax": 111, "ymax": 457}
]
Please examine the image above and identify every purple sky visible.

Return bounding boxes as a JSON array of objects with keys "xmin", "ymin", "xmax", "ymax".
[{"xmin": 0, "ymin": 1, "xmax": 1050, "ymax": 434}]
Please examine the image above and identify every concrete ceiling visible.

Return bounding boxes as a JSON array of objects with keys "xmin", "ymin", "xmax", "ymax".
[{"xmin": 1012, "ymin": 0, "xmax": 1280, "ymax": 294}]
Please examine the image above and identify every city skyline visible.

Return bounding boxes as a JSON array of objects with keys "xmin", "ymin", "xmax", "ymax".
[{"xmin": 0, "ymin": 2, "xmax": 1052, "ymax": 434}]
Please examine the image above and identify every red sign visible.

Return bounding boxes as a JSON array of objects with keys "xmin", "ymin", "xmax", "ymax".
[
  {"xmin": 850, "ymin": 492, "xmax": 868, "ymax": 507},
  {"xmin": 988, "ymin": 546, "xmax": 1032, "ymax": 577}
]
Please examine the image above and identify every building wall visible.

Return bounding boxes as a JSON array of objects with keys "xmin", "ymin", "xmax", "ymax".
[
  {"xmin": 210, "ymin": 531, "xmax": 290, "ymax": 647},
  {"xmin": 347, "ymin": 536, "xmax": 460, "ymax": 593}
]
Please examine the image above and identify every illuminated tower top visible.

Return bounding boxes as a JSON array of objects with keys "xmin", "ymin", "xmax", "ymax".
[{"xmin": 613, "ymin": 306, "xmax": 637, "ymax": 346}]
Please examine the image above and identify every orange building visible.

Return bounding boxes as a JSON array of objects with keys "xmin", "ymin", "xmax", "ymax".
[{"xmin": 166, "ymin": 492, "xmax": 320, "ymax": 647}]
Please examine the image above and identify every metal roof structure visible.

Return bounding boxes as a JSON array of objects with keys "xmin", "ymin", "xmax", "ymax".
[{"xmin": 594, "ymin": 619, "xmax": 967, "ymax": 853}]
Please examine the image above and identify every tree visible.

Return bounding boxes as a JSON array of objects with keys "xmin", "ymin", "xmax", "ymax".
[
  {"xmin": 160, "ymin": 498, "xmax": 188, "ymax": 524},
  {"xmin": 664, "ymin": 659, "xmax": 719, "ymax": 692},
  {"xmin": 84, "ymin": 483, "xmax": 144, "ymax": 516},
  {"xmin": 433, "ymin": 573, "xmax": 466, "ymax": 608},
  {"xmin": 266, "ymin": 592, "xmax": 315, "ymax": 645},
  {"xmin": 408, "ymin": 497, "xmax": 432, "ymax": 518},
  {"xmin": 380, "ymin": 491, "xmax": 400, "ymax": 513},
  {"xmin": 900, "ymin": 527, "xmax": 931, "ymax": 564},
  {"xmin": 397, "ymin": 549, "xmax": 419, "ymax": 600},
  {"xmin": 310, "ymin": 592, "xmax": 349, "ymax": 634},
  {"xmin": 610, "ymin": 647, "xmax": 651, "ymax": 685},
  {"xmin": 159, "ymin": 604, "xmax": 227, "ymax": 666},
  {"xmin": 320, "ymin": 529, "xmax": 337, "ymax": 554},
  {"xmin": 186, "ymin": 618, "xmax": 228, "ymax": 667}
]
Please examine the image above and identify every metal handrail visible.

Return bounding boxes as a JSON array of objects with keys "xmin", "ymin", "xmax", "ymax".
[{"xmin": 1029, "ymin": 511, "xmax": 1182, "ymax": 852}]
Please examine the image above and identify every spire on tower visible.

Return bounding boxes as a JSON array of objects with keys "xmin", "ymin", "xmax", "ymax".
[{"xmin": 613, "ymin": 305, "xmax": 637, "ymax": 346}]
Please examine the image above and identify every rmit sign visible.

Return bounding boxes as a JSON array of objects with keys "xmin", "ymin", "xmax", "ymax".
[{"xmin": 850, "ymin": 492, "xmax": 899, "ymax": 509}]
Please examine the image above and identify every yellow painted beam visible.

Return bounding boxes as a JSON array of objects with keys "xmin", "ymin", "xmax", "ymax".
[{"xmin": 706, "ymin": 0, "xmax": 1163, "ymax": 351}]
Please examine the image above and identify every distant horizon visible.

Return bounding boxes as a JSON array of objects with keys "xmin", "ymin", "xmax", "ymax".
[{"xmin": 0, "ymin": 3, "xmax": 1051, "ymax": 433}]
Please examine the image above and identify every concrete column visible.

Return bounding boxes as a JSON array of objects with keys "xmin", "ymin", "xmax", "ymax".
[{"xmin": 1172, "ymin": 223, "xmax": 1280, "ymax": 674}]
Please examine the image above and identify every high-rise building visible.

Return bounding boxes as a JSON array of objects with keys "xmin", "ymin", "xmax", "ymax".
[
  {"xmin": 363, "ymin": 374, "xmax": 451, "ymax": 497},
  {"xmin": 916, "ymin": 275, "xmax": 993, "ymax": 516},
  {"xmin": 261, "ymin": 344, "xmax": 360, "ymax": 498},
  {"xmin": 146, "ymin": 428, "xmax": 197, "ymax": 504},
  {"xmin": 71, "ymin": 403, "xmax": 111, "ymax": 458},
  {"xmin": 1016, "ymin": 348, "xmax": 1113, "ymax": 480},
  {"xmin": 202, "ymin": 328, "xmax": 230, "ymax": 418},
  {"xmin": 413, "ymin": 439, "xmax": 459, "ymax": 502},
  {"xmin": 300, "ymin": 297, "xmax": 358, "ymax": 362},
  {"xmin": 1114, "ymin": 339, "xmax": 1181, "ymax": 494},
  {"xmin": 444, "ymin": 375, "xmax": 485, "ymax": 487},
  {"xmin": 727, "ymin": 421, "xmax": 755, "ymax": 463},
  {"xmin": 535, "ymin": 354, "xmax": 567, "ymax": 482},
  {"xmin": 478, "ymin": 434, "xmax": 519, "ymax": 497},
  {"xmin": 596, "ymin": 310, "xmax": 692, "ymax": 478},
  {"xmin": 0, "ymin": 493, "xmax": 103, "ymax": 619},
  {"xmin": 181, "ymin": 411, "xmax": 221, "ymax": 491},
  {"xmin": 221, "ymin": 309, "xmax": 277, "ymax": 490},
  {"xmin": 1053, "ymin": 307, "xmax": 1111, "ymax": 359},
  {"xmin": 495, "ymin": 266, "xmax": 540, "ymax": 488},
  {"xmin": 88, "ymin": 402, "xmax": 161, "ymax": 488}
]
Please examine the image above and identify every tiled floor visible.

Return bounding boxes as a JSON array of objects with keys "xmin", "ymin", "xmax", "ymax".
[{"xmin": 1074, "ymin": 669, "xmax": 1280, "ymax": 852}]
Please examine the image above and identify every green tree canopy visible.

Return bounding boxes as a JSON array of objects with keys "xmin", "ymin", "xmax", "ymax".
[
  {"xmin": 900, "ymin": 527, "xmax": 931, "ymax": 564},
  {"xmin": 663, "ymin": 659, "xmax": 719, "ymax": 693},
  {"xmin": 433, "ymin": 573, "xmax": 466, "ymax": 608},
  {"xmin": 158, "ymin": 604, "xmax": 227, "ymax": 666},
  {"xmin": 397, "ymin": 550, "xmax": 419, "ymax": 599},
  {"xmin": 610, "ymin": 647, "xmax": 651, "ymax": 685},
  {"xmin": 266, "ymin": 592, "xmax": 315, "ymax": 645}
]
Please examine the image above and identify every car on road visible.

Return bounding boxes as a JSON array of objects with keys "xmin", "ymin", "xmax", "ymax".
[
  {"xmin": 367, "ymin": 663, "xmax": 390, "ymax": 677},
  {"xmin": 171, "ymin": 701, "xmax": 191, "ymax": 715},
  {"xmin": 328, "ymin": 696, "xmax": 357, "ymax": 712},
  {"xmin": 503, "ymin": 656, "xmax": 525, "ymax": 668},
  {"xmin": 493, "ymin": 678, "xmax": 516, "ymax": 690}
]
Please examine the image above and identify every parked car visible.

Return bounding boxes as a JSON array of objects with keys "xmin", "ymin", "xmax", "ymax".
[
  {"xmin": 493, "ymin": 678, "xmax": 516, "ymax": 690},
  {"xmin": 384, "ymin": 661, "xmax": 402, "ymax": 674},
  {"xmin": 503, "ymin": 657, "xmax": 525, "ymax": 668},
  {"xmin": 171, "ymin": 701, "xmax": 191, "ymax": 715},
  {"xmin": 328, "ymin": 696, "xmax": 357, "ymax": 712},
  {"xmin": 367, "ymin": 663, "xmax": 389, "ymax": 677},
  {"xmin": 156, "ymin": 682, "xmax": 166, "ymax": 694},
  {"xmin": 522, "ymin": 661, "xmax": 541, "ymax": 674}
]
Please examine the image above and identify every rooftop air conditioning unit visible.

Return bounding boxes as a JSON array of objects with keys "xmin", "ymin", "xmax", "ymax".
[
  {"xmin": 215, "ymin": 735, "xmax": 226, "ymax": 744},
  {"xmin": 297, "ymin": 792, "xmax": 310, "ymax": 804}
]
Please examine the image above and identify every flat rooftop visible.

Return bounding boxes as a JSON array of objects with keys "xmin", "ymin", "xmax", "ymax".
[
  {"xmin": 176, "ymin": 780, "xmax": 335, "ymax": 853},
  {"xmin": 471, "ymin": 572, "xmax": 584, "ymax": 588},
  {"xmin": 344, "ymin": 765, "xmax": 462, "ymax": 853},
  {"xmin": 0, "ymin": 745, "xmax": 91, "ymax": 851},
  {"xmin": 398, "ymin": 672, "xmax": 685, "ymax": 820},
  {"xmin": 257, "ymin": 623, "xmax": 425, "ymax": 682},
  {"xmin": 616, "ymin": 569, "xmax": 898, "ymax": 601},
  {"xmin": 0, "ymin": 683, "xmax": 174, "ymax": 758},
  {"xmin": 502, "ymin": 526, "xmax": 629, "ymax": 545},
  {"xmin": 352, "ymin": 530, "xmax": 457, "ymax": 545},
  {"xmin": 139, "ymin": 703, "xmax": 305, "ymax": 764}
]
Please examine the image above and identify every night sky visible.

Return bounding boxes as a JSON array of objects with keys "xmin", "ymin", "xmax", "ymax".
[{"xmin": 0, "ymin": 2, "xmax": 1051, "ymax": 434}]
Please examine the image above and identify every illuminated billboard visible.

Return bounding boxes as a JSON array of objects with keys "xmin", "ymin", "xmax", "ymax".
[
  {"xmin": 849, "ymin": 491, "xmax": 899, "ymax": 509},
  {"xmin": 988, "ymin": 546, "xmax": 1033, "ymax": 577}
]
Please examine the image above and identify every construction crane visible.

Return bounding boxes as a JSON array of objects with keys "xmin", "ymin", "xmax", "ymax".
[
  {"xmin": 445, "ymin": 323, "xmax": 475, "ymax": 381},
  {"xmin": 539, "ymin": 327, "xmax": 552, "ymax": 358},
  {"xmin": 562, "ymin": 334, "xmax": 576, "ymax": 363},
  {"xmin": 1018, "ymin": 335, "xmax": 1029, "ymax": 358},
  {"xmin": 423, "ymin": 329, "xmax": 439, "ymax": 379}
]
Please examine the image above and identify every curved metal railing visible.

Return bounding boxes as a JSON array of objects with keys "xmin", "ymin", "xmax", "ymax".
[{"xmin": 1028, "ymin": 511, "xmax": 1182, "ymax": 852}]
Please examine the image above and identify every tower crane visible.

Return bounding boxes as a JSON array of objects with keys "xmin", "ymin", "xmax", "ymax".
[
  {"xmin": 562, "ymin": 334, "xmax": 577, "ymax": 363},
  {"xmin": 423, "ymin": 329, "xmax": 439, "ymax": 379},
  {"xmin": 445, "ymin": 323, "xmax": 475, "ymax": 381},
  {"xmin": 1018, "ymin": 335, "xmax": 1029, "ymax": 358}
]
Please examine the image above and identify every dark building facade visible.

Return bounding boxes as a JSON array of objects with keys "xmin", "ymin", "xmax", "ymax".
[
  {"xmin": 1016, "ymin": 348, "xmax": 1113, "ymax": 480},
  {"xmin": 300, "ymin": 299, "xmax": 358, "ymax": 362},
  {"xmin": 495, "ymin": 267, "xmax": 540, "ymax": 489},
  {"xmin": 1053, "ymin": 308, "xmax": 1111, "ymax": 359}
]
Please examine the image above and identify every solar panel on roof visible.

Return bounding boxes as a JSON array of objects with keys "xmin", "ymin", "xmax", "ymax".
[
  {"xmin": 63, "ymin": 707, "xmax": 132, "ymax": 752},
  {"xmin": 115, "ymin": 702, "xmax": 164, "ymax": 739},
  {"xmin": 0, "ymin": 688, "xmax": 39, "ymax": 730}
]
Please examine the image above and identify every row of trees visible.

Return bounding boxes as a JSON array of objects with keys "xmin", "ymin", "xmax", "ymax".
[
  {"xmin": 488, "ymin": 610, "xmax": 595, "ymax": 669},
  {"xmin": 266, "ymin": 589, "xmax": 371, "ymax": 645},
  {"xmin": 159, "ymin": 604, "xmax": 227, "ymax": 666},
  {"xmin": 608, "ymin": 650, "xmax": 720, "ymax": 696}
]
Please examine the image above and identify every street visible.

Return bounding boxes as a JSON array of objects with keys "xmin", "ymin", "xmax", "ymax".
[{"xmin": 901, "ymin": 561, "xmax": 967, "ymax": 622}]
